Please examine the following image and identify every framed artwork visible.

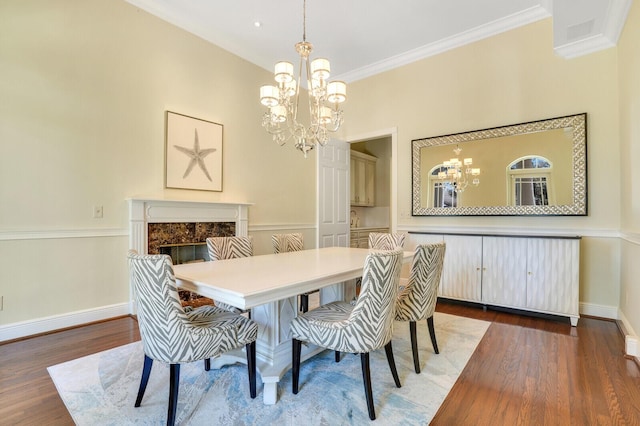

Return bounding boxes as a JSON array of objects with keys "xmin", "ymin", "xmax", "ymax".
[{"xmin": 165, "ymin": 111, "xmax": 223, "ymax": 192}]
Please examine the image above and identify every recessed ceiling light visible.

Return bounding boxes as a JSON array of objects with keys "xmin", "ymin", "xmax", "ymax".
[{"xmin": 254, "ymin": 21, "xmax": 262, "ymax": 28}]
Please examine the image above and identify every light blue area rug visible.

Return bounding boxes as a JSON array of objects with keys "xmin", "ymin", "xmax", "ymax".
[{"xmin": 48, "ymin": 312, "xmax": 489, "ymax": 425}]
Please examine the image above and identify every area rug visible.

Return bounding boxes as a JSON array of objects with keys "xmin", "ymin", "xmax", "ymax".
[{"xmin": 48, "ymin": 312, "xmax": 489, "ymax": 425}]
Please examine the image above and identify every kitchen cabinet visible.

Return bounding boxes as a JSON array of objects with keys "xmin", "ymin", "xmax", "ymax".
[
  {"xmin": 350, "ymin": 227, "xmax": 389, "ymax": 248},
  {"xmin": 350, "ymin": 151, "xmax": 377, "ymax": 207}
]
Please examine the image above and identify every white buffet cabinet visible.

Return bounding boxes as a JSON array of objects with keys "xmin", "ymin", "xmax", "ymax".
[{"xmin": 408, "ymin": 232, "xmax": 581, "ymax": 326}]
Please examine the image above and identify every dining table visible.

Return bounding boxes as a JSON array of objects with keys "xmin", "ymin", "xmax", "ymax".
[{"xmin": 173, "ymin": 246, "xmax": 413, "ymax": 404}]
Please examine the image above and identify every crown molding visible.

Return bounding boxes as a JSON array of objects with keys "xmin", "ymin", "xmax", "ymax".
[
  {"xmin": 336, "ymin": 5, "xmax": 551, "ymax": 83},
  {"xmin": 554, "ymin": 0, "xmax": 632, "ymax": 58}
]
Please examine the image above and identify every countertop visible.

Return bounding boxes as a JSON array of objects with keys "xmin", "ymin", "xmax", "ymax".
[{"xmin": 350, "ymin": 226, "xmax": 389, "ymax": 231}]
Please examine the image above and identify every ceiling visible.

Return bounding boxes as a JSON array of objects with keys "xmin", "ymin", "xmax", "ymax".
[{"xmin": 125, "ymin": 0, "xmax": 632, "ymax": 83}]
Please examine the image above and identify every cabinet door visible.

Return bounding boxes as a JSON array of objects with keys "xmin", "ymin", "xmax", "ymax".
[
  {"xmin": 526, "ymin": 238, "xmax": 579, "ymax": 316},
  {"xmin": 364, "ymin": 160, "xmax": 376, "ymax": 206},
  {"xmin": 482, "ymin": 237, "xmax": 527, "ymax": 308},
  {"xmin": 349, "ymin": 231, "xmax": 358, "ymax": 248},
  {"xmin": 350, "ymin": 157, "xmax": 357, "ymax": 205},
  {"xmin": 441, "ymin": 235, "xmax": 482, "ymax": 302},
  {"xmin": 355, "ymin": 159, "xmax": 366, "ymax": 205}
]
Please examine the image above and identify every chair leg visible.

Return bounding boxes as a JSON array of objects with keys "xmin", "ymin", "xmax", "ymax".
[
  {"xmin": 384, "ymin": 341, "xmax": 402, "ymax": 388},
  {"xmin": 300, "ymin": 294, "xmax": 309, "ymax": 313},
  {"xmin": 246, "ymin": 341, "xmax": 257, "ymax": 398},
  {"xmin": 135, "ymin": 355, "xmax": 153, "ymax": 407},
  {"xmin": 335, "ymin": 351, "xmax": 341, "ymax": 362},
  {"xmin": 410, "ymin": 321, "xmax": 421, "ymax": 374},
  {"xmin": 292, "ymin": 339, "xmax": 302, "ymax": 394},
  {"xmin": 427, "ymin": 316, "xmax": 439, "ymax": 354},
  {"xmin": 204, "ymin": 358, "xmax": 211, "ymax": 371},
  {"xmin": 167, "ymin": 364, "xmax": 180, "ymax": 426},
  {"xmin": 360, "ymin": 352, "xmax": 376, "ymax": 421}
]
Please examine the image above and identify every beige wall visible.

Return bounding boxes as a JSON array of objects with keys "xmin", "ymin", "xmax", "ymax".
[
  {"xmin": 342, "ymin": 18, "xmax": 623, "ymax": 316},
  {"xmin": 0, "ymin": 0, "xmax": 316, "ymax": 325},
  {"xmin": 618, "ymin": 0, "xmax": 640, "ymax": 337},
  {"xmin": 1, "ymin": 0, "xmax": 637, "ymax": 337}
]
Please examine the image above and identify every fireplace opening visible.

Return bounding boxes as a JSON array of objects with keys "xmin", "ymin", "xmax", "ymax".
[
  {"xmin": 159, "ymin": 242, "xmax": 209, "ymax": 264},
  {"xmin": 147, "ymin": 221, "xmax": 235, "ymax": 308}
]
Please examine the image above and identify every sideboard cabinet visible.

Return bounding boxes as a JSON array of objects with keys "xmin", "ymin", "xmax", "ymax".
[{"xmin": 409, "ymin": 232, "xmax": 580, "ymax": 326}]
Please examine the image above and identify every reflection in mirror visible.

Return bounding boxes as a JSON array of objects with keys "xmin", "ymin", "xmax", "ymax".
[{"xmin": 412, "ymin": 113, "xmax": 587, "ymax": 216}]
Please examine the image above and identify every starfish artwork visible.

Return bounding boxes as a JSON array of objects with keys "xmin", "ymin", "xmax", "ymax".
[{"xmin": 173, "ymin": 129, "xmax": 217, "ymax": 182}]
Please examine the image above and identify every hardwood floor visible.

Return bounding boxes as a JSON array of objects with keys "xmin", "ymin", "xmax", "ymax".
[
  {"xmin": 0, "ymin": 317, "xmax": 141, "ymax": 425},
  {"xmin": 1, "ymin": 303, "xmax": 639, "ymax": 425},
  {"xmin": 433, "ymin": 302, "xmax": 640, "ymax": 425}
]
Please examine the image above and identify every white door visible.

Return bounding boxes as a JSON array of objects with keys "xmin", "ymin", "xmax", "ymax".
[
  {"xmin": 317, "ymin": 139, "xmax": 350, "ymax": 248},
  {"xmin": 317, "ymin": 139, "xmax": 351, "ymax": 303}
]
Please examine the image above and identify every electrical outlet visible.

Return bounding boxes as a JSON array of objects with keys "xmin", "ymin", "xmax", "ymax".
[{"xmin": 93, "ymin": 205, "xmax": 104, "ymax": 219}]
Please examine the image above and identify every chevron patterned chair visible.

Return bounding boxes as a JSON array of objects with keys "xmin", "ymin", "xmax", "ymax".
[
  {"xmin": 395, "ymin": 242, "xmax": 446, "ymax": 373},
  {"xmin": 206, "ymin": 236, "xmax": 254, "ymax": 314},
  {"xmin": 127, "ymin": 250, "xmax": 258, "ymax": 426},
  {"xmin": 290, "ymin": 249, "xmax": 404, "ymax": 421},
  {"xmin": 368, "ymin": 232, "xmax": 406, "ymax": 250},
  {"xmin": 272, "ymin": 233, "xmax": 317, "ymax": 312}
]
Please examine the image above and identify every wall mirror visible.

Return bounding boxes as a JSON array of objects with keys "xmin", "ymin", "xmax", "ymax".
[{"xmin": 411, "ymin": 113, "xmax": 587, "ymax": 216}]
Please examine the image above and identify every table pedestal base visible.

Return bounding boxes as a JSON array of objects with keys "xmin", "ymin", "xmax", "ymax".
[{"xmin": 210, "ymin": 282, "xmax": 351, "ymax": 404}]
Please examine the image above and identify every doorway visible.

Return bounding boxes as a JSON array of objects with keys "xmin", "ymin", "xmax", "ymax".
[{"xmin": 347, "ymin": 128, "xmax": 398, "ymax": 233}]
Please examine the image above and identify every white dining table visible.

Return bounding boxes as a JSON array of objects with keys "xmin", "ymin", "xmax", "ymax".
[{"xmin": 173, "ymin": 246, "xmax": 412, "ymax": 404}]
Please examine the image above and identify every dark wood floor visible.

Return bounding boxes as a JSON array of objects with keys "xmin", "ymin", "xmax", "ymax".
[{"xmin": 1, "ymin": 302, "xmax": 639, "ymax": 425}]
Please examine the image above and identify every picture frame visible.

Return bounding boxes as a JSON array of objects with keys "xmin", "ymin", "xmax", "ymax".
[{"xmin": 165, "ymin": 111, "xmax": 223, "ymax": 192}]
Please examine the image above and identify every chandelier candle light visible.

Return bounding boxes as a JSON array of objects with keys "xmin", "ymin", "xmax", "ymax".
[
  {"xmin": 259, "ymin": 0, "xmax": 347, "ymax": 158},
  {"xmin": 438, "ymin": 145, "xmax": 481, "ymax": 192}
]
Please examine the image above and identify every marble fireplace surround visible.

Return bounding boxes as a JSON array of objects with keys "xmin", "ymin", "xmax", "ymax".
[
  {"xmin": 128, "ymin": 197, "xmax": 252, "ymax": 310},
  {"xmin": 128, "ymin": 197, "xmax": 251, "ymax": 255}
]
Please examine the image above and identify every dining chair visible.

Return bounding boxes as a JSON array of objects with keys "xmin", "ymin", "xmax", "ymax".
[
  {"xmin": 368, "ymin": 232, "xmax": 406, "ymax": 250},
  {"xmin": 206, "ymin": 236, "xmax": 253, "ymax": 314},
  {"xmin": 272, "ymin": 233, "xmax": 316, "ymax": 312},
  {"xmin": 127, "ymin": 250, "xmax": 258, "ymax": 426},
  {"xmin": 272, "ymin": 232, "xmax": 304, "ymax": 254},
  {"xmin": 350, "ymin": 232, "xmax": 406, "ymax": 303},
  {"xmin": 290, "ymin": 249, "xmax": 404, "ymax": 421},
  {"xmin": 395, "ymin": 242, "xmax": 446, "ymax": 373}
]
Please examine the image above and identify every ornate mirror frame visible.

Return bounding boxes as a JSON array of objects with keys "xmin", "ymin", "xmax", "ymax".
[{"xmin": 411, "ymin": 113, "xmax": 587, "ymax": 216}]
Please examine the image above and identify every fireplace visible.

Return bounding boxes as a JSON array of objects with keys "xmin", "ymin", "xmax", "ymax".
[
  {"xmin": 148, "ymin": 221, "xmax": 236, "ymax": 260},
  {"xmin": 128, "ymin": 197, "xmax": 251, "ymax": 309}
]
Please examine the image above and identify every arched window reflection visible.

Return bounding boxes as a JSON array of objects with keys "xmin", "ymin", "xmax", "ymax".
[
  {"xmin": 428, "ymin": 166, "xmax": 458, "ymax": 207},
  {"xmin": 507, "ymin": 156, "xmax": 554, "ymax": 206}
]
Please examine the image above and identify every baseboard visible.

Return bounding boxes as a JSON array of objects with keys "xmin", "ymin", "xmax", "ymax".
[
  {"xmin": 0, "ymin": 303, "xmax": 130, "ymax": 342},
  {"xmin": 579, "ymin": 302, "xmax": 618, "ymax": 320},
  {"xmin": 617, "ymin": 310, "xmax": 640, "ymax": 359}
]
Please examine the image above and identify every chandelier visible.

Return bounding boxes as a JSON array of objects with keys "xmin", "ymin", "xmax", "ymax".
[
  {"xmin": 438, "ymin": 145, "xmax": 480, "ymax": 192},
  {"xmin": 259, "ymin": 0, "xmax": 347, "ymax": 158}
]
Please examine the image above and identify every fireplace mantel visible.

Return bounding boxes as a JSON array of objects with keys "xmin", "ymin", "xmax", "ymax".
[{"xmin": 128, "ymin": 197, "xmax": 252, "ymax": 254}]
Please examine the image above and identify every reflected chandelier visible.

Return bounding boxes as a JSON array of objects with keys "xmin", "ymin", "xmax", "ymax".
[
  {"xmin": 438, "ymin": 145, "xmax": 481, "ymax": 192},
  {"xmin": 259, "ymin": 0, "xmax": 347, "ymax": 158}
]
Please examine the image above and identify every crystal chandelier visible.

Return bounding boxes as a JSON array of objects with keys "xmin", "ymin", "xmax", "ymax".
[
  {"xmin": 259, "ymin": 0, "xmax": 347, "ymax": 158},
  {"xmin": 438, "ymin": 145, "xmax": 481, "ymax": 192}
]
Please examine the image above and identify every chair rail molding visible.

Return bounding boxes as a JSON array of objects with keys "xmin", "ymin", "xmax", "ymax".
[{"xmin": 0, "ymin": 228, "xmax": 128, "ymax": 241}]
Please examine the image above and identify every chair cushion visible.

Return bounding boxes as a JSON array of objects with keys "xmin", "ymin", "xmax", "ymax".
[{"xmin": 187, "ymin": 305, "xmax": 257, "ymax": 347}]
